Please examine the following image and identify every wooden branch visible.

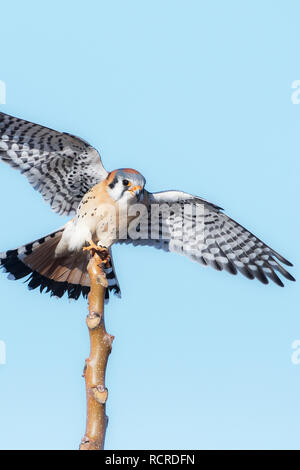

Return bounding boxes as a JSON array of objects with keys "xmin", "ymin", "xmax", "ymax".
[{"xmin": 79, "ymin": 252, "xmax": 114, "ymax": 451}]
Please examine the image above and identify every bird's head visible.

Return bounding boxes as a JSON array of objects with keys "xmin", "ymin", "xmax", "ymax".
[{"xmin": 105, "ymin": 168, "xmax": 146, "ymax": 203}]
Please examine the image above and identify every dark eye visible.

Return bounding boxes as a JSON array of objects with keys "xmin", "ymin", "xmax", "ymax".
[{"xmin": 122, "ymin": 179, "xmax": 130, "ymax": 186}]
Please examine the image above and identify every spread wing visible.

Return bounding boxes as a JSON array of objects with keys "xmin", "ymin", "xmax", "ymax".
[
  {"xmin": 0, "ymin": 112, "xmax": 108, "ymax": 215},
  {"xmin": 119, "ymin": 190, "xmax": 295, "ymax": 287}
]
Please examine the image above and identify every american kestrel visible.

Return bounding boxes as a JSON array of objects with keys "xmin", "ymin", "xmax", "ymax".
[{"xmin": 0, "ymin": 112, "xmax": 295, "ymax": 300}]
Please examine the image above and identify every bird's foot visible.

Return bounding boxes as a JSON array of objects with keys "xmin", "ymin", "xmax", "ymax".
[
  {"xmin": 83, "ymin": 240, "xmax": 99, "ymax": 253},
  {"xmin": 84, "ymin": 245, "xmax": 109, "ymax": 288},
  {"xmin": 83, "ymin": 241, "xmax": 111, "ymax": 269}
]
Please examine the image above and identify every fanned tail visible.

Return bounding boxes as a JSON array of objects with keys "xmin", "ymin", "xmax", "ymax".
[{"xmin": 0, "ymin": 230, "xmax": 121, "ymax": 301}]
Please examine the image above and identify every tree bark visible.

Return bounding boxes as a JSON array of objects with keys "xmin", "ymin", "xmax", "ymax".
[{"xmin": 79, "ymin": 252, "xmax": 114, "ymax": 450}]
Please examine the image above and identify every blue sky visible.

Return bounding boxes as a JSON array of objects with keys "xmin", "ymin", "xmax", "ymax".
[{"xmin": 0, "ymin": 0, "xmax": 300, "ymax": 450}]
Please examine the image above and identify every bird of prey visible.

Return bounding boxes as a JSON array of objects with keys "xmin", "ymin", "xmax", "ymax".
[{"xmin": 0, "ymin": 111, "xmax": 295, "ymax": 300}]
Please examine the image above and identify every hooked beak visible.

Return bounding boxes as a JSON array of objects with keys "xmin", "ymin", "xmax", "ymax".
[{"xmin": 129, "ymin": 185, "xmax": 142, "ymax": 199}]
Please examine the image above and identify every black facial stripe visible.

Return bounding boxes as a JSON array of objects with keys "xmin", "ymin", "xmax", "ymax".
[{"xmin": 109, "ymin": 176, "xmax": 118, "ymax": 189}]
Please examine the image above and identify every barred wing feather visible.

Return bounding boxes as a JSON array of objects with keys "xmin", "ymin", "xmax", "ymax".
[
  {"xmin": 0, "ymin": 112, "xmax": 107, "ymax": 216},
  {"xmin": 119, "ymin": 190, "xmax": 295, "ymax": 287}
]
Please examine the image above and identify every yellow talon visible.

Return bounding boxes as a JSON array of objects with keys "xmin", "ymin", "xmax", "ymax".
[
  {"xmin": 83, "ymin": 241, "xmax": 110, "ymax": 268},
  {"xmin": 83, "ymin": 240, "xmax": 99, "ymax": 252}
]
